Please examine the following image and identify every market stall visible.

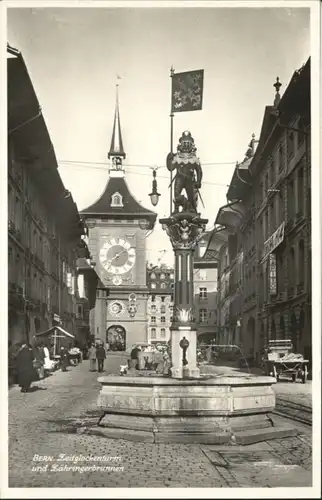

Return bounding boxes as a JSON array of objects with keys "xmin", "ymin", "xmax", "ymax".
[{"xmin": 35, "ymin": 326, "xmax": 75, "ymax": 360}]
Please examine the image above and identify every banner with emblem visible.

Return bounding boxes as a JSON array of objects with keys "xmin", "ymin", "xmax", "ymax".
[{"xmin": 171, "ymin": 69, "xmax": 204, "ymax": 113}]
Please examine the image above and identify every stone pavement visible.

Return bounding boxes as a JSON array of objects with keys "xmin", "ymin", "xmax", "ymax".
[{"xmin": 8, "ymin": 355, "xmax": 313, "ymax": 489}]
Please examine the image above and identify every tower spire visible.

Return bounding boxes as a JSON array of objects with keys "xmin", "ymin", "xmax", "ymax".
[{"xmin": 108, "ymin": 84, "xmax": 126, "ymax": 161}]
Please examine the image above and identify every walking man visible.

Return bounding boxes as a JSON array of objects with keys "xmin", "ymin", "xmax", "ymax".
[{"xmin": 96, "ymin": 344, "xmax": 106, "ymax": 373}]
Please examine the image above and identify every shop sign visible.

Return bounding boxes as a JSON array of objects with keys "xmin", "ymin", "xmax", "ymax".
[
  {"xmin": 269, "ymin": 253, "xmax": 277, "ymax": 296},
  {"xmin": 262, "ymin": 221, "xmax": 285, "ymax": 262}
]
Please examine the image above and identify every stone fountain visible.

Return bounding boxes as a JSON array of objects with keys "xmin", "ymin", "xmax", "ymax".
[{"xmin": 95, "ymin": 131, "xmax": 296, "ymax": 444}]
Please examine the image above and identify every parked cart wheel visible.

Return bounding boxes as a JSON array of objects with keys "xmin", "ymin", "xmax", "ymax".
[{"xmin": 302, "ymin": 365, "xmax": 308, "ymax": 384}]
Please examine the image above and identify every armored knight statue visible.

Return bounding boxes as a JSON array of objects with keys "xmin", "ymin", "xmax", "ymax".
[{"xmin": 166, "ymin": 130, "xmax": 203, "ymax": 213}]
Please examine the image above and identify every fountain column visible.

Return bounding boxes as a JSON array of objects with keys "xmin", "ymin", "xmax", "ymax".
[{"xmin": 160, "ymin": 212, "xmax": 208, "ymax": 379}]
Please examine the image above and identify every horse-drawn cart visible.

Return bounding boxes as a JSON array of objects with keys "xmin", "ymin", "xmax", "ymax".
[{"xmin": 263, "ymin": 339, "xmax": 309, "ymax": 384}]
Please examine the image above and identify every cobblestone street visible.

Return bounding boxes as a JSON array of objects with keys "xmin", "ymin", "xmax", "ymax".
[{"xmin": 8, "ymin": 355, "xmax": 314, "ymax": 490}]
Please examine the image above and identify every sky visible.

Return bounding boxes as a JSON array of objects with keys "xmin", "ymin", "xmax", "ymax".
[{"xmin": 6, "ymin": 4, "xmax": 310, "ymax": 266}]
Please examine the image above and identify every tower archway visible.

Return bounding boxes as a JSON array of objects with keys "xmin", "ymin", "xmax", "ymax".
[{"xmin": 106, "ymin": 325, "xmax": 126, "ymax": 351}]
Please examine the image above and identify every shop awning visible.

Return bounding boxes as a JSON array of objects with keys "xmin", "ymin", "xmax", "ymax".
[{"xmin": 35, "ymin": 326, "xmax": 75, "ymax": 339}]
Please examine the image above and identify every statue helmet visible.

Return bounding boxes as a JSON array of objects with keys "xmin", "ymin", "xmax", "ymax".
[{"xmin": 178, "ymin": 130, "xmax": 196, "ymax": 152}]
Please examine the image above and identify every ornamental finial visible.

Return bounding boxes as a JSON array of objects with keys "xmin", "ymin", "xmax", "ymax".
[{"xmin": 273, "ymin": 77, "xmax": 282, "ymax": 107}]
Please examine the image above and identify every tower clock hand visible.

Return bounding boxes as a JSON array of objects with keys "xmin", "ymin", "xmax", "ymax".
[{"xmin": 111, "ymin": 247, "xmax": 132, "ymax": 262}]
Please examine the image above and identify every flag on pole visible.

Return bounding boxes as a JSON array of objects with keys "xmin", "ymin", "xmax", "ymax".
[{"xmin": 171, "ymin": 69, "xmax": 204, "ymax": 113}]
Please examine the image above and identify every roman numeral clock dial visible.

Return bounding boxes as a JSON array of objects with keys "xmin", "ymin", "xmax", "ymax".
[{"xmin": 99, "ymin": 238, "xmax": 136, "ymax": 280}]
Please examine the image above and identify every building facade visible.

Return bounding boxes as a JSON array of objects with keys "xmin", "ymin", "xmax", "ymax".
[
  {"xmin": 75, "ymin": 239, "xmax": 103, "ymax": 349},
  {"xmin": 209, "ymin": 57, "xmax": 311, "ymax": 364},
  {"xmin": 146, "ymin": 264, "xmax": 174, "ymax": 344},
  {"xmin": 8, "ymin": 45, "xmax": 85, "ymax": 346},
  {"xmin": 81, "ymin": 89, "xmax": 156, "ymax": 351},
  {"xmin": 193, "ymin": 234, "xmax": 218, "ymax": 344}
]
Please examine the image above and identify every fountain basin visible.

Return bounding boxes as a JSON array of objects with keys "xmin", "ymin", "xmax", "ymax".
[{"xmin": 96, "ymin": 373, "xmax": 297, "ymax": 444}]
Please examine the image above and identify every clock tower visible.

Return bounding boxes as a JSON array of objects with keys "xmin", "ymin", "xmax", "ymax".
[{"xmin": 81, "ymin": 86, "xmax": 156, "ymax": 350}]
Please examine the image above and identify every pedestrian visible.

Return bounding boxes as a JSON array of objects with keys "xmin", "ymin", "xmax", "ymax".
[
  {"xmin": 60, "ymin": 346, "xmax": 69, "ymax": 371},
  {"xmin": 33, "ymin": 341, "xmax": 45, "ymax": 379},
  {"xmin": 130, "ymin": 344, "xmax": 141, "ymax": 370},
  {"xmin": 88, "ymin": 343, "xmax": 97, "ymax": 371},
  {"xmin": 14, "ymin": 342, "xmax": 37, "ymax": 392},
  {"xmin": 96, "ymin": 344, "xmax": 106, "ymax": 373}
]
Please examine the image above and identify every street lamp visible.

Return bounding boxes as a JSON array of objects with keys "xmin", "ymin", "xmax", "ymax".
[{"xmin": 149, "ymin": 168, "xmax": 161, "ymax": 207}]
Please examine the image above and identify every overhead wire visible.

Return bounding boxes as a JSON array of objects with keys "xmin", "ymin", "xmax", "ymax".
[
  {"xmin": 58, "ymin": 159, "xmax": 236, "ymax": 168},
  {"xmin": 57, "ymin": 161, "xmax": 232, "ymax": 188}
]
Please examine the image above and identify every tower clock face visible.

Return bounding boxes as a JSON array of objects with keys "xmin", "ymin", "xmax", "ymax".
[{"xmin": 100, "ymin": 237, "xmax": 136, "ymax": 275}]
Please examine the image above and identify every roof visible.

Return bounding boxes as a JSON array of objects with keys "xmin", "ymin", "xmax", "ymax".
[
  {"xmin": 226, "ymin": 158, "xmax": 252, "ymax": 201},
  {"xmin": 205, "ymin": 226, "xmax": 230, "ymax": 255},
  {"xmin": 35, "ymin": 326, "xmax": 75, "ymax": 338},
  {"xmin": 8, "ymin": 45, "xmax": 84, "ymax": 241},
  {"xmin": 277, "ymin": 57, "xmax": 310, "ymax": 117},
  {"xmin": 194, "ymin": 231, "xmax": 219, "ymax": 267},
  {"xmin": 250, "ymin": 57, "xmax": 310, "ymax": 176},
  {"xmin": 215, "ymin": 202, "xmax": 245, "ymax": 229},
  {"xmin": 80, "ymin": 176, "xmax": 157, "ymax": 225},
  {"xmin": 108, "ymin": 87, "xmax": 126, "ymax": 159}
]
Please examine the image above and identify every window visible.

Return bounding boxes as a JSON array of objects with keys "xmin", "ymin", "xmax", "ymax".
[
  {"xmin": 279, "ymin": 145, "xmax": 284, "ymax": 172},
  {"xmin": 199, "ymin": 287, "xmax": 207, "ymax": 299},
  {"xmin": 270, "ymin": 202, "xmax": 275, "ymax": 231},
  {"xmin": 160, "ymin": 282, "xmax": 166, "ymax": 289},
  {"xmin": 77, "ymin": 305, "xmax": 83, "ymax": 319},
  {"xmin": 289, "ymin": 248, "xmax": 295, "ymax": 288},
  {"xmin": 160, "ymin": 328, "xmax": 166, "ymax": 338},
  {"xmin": 111, "ymin": 192, "xmax": 123, "ymax": 207},
  {"xmin": 151, "ymin": 295, "xmax": 156, "ymax": 302},
  {"xmin": 288, "ymin": 178, "xmax": 295, "ymax": 218},
  {"xmin": 160, "ymin": 273, "xmax": 165, "ymax": 280},
  {"xmin": 298, "ymin": 167, "xmax": 304, "ymax": 214},
  {"xmin": 264, "ymin": 173, "xmax": 268, "ymax": 194},
  {"xmin": 287, "ymin": 132, "xmax": 295, "ymax": 158},
  {"xmin": 151, "ymin": 316, "xmax": 156, "ymax": 324},
  {"xmin": 170, "ymin": 273, "xmax": 174, "ymax": 280},
  {"xmin": 160, "ymin": 305, "xmax": 166, "ymax": 314},
  {"xmin": 199, "ymin": 309, "xmax": 207, "ymax": 324},
  {"xmin": 151, "ymin": 304, "xmax": 156, "ymax": 313},
  {"xmin": 299, "ymin": 240, "xmax": 305, "ymax": 285},
  {"xmin": 170, "ymin": 316, "xmax": 173, "ymax": 322},
  {"xmin": 151, "ymin": 282, "xmax": 156, "ymax": 289},
  {"xmin": 259, "ymin": 182, "xmax": 263, "ymax": 205},
  {"xmin": 151, "ymin": 328, "xmax": 156, "ymax": 339},
  {"xmin": 150, "ymin": 272, "xmax": 156, "ymax": 280},
  {"xmin": 278, "ymin": 191, "xmax": 284, "ymax": 225},
  {"xmin": 269, "ymin": 158, "xmax": 275, "ymax": 186},
  {"xmin": 161, "ymin": 316, "xmax": 166, "ymax": 323},
  {"xmin": 161, "ymin": 296, "xmax": 165, "ymax": 302},
  {"xmin": 298, "ymin": 118, "xmax": 305, "ymax": 147}
]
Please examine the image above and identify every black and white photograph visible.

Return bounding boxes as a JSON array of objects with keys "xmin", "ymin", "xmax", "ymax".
[{"xmin": 1, "ymin": 0, "xmax": 321, "ymax": 497}]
